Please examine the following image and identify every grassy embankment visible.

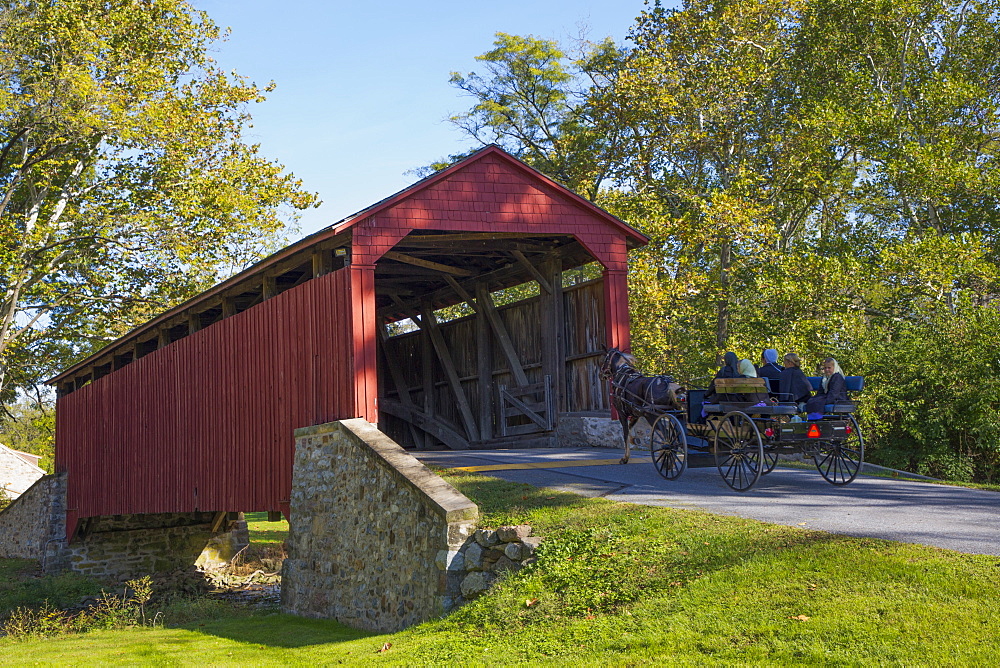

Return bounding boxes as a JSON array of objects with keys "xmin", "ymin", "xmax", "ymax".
[{"xmin": 2, "ymin": 471, "xmax": 999, "ymax": 665}]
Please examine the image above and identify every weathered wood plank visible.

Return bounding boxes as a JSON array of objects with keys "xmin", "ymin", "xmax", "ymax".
[
  {"xmin": 377, "ymin": 322, "xmax": 416, "ymax": 408},
  {"xmin": 262, "ymin": 274, "xmax": 277, "ymax": 300},
  {"xmin": 421, "ymin": 324, "xmax": 434, "ymax": 418},
  {"xmin": 541, "ymin": 257, "xmax": 564, "ymax": 412},
  {"xmin": 443, "ymin": 275, "xmax": 479, "ymax": 312},
  {"xmin": 476, "ymin": 298, "xmax": 493, "ymax": 441}
]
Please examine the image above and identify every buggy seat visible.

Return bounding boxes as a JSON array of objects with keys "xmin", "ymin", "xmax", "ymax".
[
  {"xmin": 703, "ymin": 377, "xmax": 798, "ymax": 416},
  {"xmin": 807, "ymin": 376, "xmax": 864, "ymax": 413}
]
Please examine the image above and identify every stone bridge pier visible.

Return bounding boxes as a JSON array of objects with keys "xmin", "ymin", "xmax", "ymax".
[{"xmin": 0, "ymin": 474, "xmax": 248, "ymax": 578}]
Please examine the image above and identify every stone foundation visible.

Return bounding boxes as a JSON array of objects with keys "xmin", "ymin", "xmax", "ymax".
[
  {"xmin": 0, "ymin": 473, "xmax": 66, "ymax": 567},
  {"xmin": 456, "ymin": 525, "xmax": 543, "ymax": 599},
  {"xmin": 282, "ymin": 419, "xmax": 478, "ymax": 632},
  {"xmin": 557, "ymin": 415, "xmax": 648, "ymax": 449},
  {"xmin": 64, "ymin": 512, "xmax": 221, "ymax": 579},
  {"xmin": 0, "ymin": 473, "xmax": 249, "ymax": 578}
]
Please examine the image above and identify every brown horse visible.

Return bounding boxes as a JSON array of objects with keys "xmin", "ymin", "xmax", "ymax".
[{"xmin": 599, "ymin": 348, "xmax": 684, "ymax": 464}]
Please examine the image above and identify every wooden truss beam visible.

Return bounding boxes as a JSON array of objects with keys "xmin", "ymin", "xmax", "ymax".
[
  {"xmin": 511, "ymin": 250, "xmax": 553, "ymax": 294},
  {"xmin": 419, "ymin": 305, "xmax": 480, "ymax": 442},
  {"xmin": 475, "ymin": 284, "xmax": 530, "ymax": 387},
  {"xmin": 383, "ymin": 251, "xmax": 474, "ymax": 277},
  {"xmin": 379, "ymin": 399, "xmax": 471, "ymax": 450}
]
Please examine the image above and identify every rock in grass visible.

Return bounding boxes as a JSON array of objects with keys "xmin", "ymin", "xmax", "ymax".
[
  {"xmin": 464, "ymin": 543, "xmax": 484, "ymax": 571},
  {"xmin": 520, "ymin": 536, "xmax": 544, "ymax": 556},
  {"xmin": 460, "ymin": 571, "xmax": 494, "ymax": 598},
  {"xmin": 496, "ymin": 525, "xmax": 532, "ymax": 542},
  {"xmin": 475, "ymin": 529, "xmax": 499, "ymax": 547}
]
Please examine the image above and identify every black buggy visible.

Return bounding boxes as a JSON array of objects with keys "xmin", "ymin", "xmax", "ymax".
[{"xmin": 601, "ymin": 349, "xmax": 865, "ymax": 492}]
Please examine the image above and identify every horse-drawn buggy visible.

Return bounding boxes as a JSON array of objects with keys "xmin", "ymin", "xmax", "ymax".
[{"xmin": 600, "ymin": 348, "xmax": 865, "ymax": 492}]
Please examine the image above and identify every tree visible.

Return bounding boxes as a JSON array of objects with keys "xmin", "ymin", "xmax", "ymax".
[
  {"xmin": 0, "ymin": 0, "xmax": 317, "ymax": 400},
  {"xmin": 447, "ymin": 32, "xmax": 625, "ymax": 200},
  {"xmin": 0, "ymin": 396, "xmax": 54, "ymax": 472}
]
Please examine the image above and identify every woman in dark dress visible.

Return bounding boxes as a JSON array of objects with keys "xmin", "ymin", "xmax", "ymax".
[
  {"xmin": 805, "ymin": 357, "xmax": 848, "ymax": 418},
  {"xmin": 704, "ymin": 351, "xmax": 742, "ymax": 403},
  {"xmin": 778, "ymin": 352, "xmax": 813, "ymax": 409}
]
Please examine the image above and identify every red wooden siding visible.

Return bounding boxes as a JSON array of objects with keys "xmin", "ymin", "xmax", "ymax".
[
  {"xmin": 55, "ymin": 269, "xmax": 355, "ymax": 529},
  {"xmin": 349, "ymin": 152, "xmax": 631, "ymax": 273}
]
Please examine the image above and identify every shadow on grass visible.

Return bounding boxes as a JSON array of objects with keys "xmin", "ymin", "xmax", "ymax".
[
  {"xmin": 173, "ymin": 613, "xmax": 376, "ymax": 648},
  {"xmin": 435, "ymin": 470, "xmax": 596, "ymax": 519}
]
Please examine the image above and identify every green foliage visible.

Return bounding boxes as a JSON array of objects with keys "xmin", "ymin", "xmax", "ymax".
[
  {"xmin": 854, "ymin": 304, "xmax": 1000, "ymax": 482},
  {"xmin": 5, "ymin": 479, "xmax": 1000, "ymax": 662},
  {"xmin": 0, "ymin": 0, "xmax": 318, "ymax": 400},
  {"xmin": 529, "ymin": 527, "xmax": 646, "ymax": 615},
  {"xmin": 0, "ymin": 561, "xmax": 102, "ymax": 624},
  {"xmin": 446, "ymin": 32, "xmax": 624, "ymax": 200},
  {"xmin": 445, "ymin": 1, "xmax": 1000, "ymax": 481},
  {"xmin": 0, "ymin": 397, "xmax": 54, "ymax": 472},
  {"xmin": 243, "ymin": 511, "xmax": 288, "ymax": 546},
  {"xmin": 2, "ymin": 576, "xmax": 158, "ymax": 639}
]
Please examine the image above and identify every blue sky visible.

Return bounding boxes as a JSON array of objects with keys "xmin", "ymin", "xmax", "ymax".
[{"xmin": 194, "ymin": 1, "xmax": 663, "ymax": 238}]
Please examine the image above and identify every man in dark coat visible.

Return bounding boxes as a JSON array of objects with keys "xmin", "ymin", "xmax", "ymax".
[{"xmin": 757, "ymin": 348, "xmax": 783, "ymax": 396}]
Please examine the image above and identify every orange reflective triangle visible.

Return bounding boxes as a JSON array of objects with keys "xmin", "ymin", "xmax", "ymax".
[{"xmin": 807, "ymin": 424, "xmax": 822, "ymax": 438}]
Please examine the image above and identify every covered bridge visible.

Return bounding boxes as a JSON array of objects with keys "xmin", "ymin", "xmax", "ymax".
[{"xmin": 48, "ymin": 146, "xmax": 647, "ymax": 539}]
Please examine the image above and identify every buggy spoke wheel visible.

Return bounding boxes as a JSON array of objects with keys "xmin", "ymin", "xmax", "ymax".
[
  {"xmin": 814, "ymin": 415, "xmax": 864, "ymax": 485},
  {"xmin": 650, "ymin": 414, "xmax": 687, "ymax": 480},
  {"xmin": 714, "ymin": 411, "xmax": 763, "ymax": 492},
  {"xmin": 761, "ymin": 445, "xmax": 779, "ymax": 475}
]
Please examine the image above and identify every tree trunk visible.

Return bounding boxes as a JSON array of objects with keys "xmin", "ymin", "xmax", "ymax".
[{"xmin": 715, "ymin": 241, "xmax": 731, "ymax": 356}]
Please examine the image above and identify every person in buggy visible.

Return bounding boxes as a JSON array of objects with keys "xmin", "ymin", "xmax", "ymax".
[
  {"xmin": 805, "ymin": 357, "xmax": 848, "ymax": 419},
  {"xmin": 704, "ymin": 351, "xmax": 742, "ymax": 403},
  {"xmin": 757, "ymin": 348, "xmax": 783, "ymax": 396},
  {"xmin": 779, "ymin": 352, "xmax": 813, "ymax": 410}
]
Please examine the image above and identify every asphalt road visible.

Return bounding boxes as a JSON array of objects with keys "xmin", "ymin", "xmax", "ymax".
[{"xmin": 413, "ymin": 447, "xmax": 1000, "ymax": 556}]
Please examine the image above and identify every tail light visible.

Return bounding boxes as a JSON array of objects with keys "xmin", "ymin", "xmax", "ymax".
[
  {"xmin": 845, "ymin": 424, "xmax": 853, "ymax": 436},
  {"xmin": 764, "ymin": 427, "xmax": 774, "ymax": 438}
]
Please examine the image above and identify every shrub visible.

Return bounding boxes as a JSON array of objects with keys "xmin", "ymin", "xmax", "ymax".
[
  {"xmin": 1, "ymin": 576, "xmax": 158, "ymax": 640},
  {"xmin": 853, "ymin": 304, "xmax": 1000, "ymax": 483}
]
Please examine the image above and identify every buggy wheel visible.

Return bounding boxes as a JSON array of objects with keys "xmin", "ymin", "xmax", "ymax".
[
  {"xmin": 761, "ymin": 445, "xmax": 779, "ymax": 475},
  {"xmin": 814, "ymin": 415, "xmax": 864, "ymax": 485},
  {"xmin": 714, "ymin": 411, "xmax": 763, "ymax": 492},
  {"xmin": 650, "ymin": 414, "xmax": 687, "ymax": 480}
]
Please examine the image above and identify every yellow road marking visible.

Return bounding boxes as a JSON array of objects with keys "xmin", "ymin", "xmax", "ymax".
[{"xmin": 452, "ymin": 458, "xmax": 648, "ymax": 472}]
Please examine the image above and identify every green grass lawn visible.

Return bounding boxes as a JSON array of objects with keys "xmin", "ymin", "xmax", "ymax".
[
  {"xmin": 3, "ymin": 474, "xmax": 999, "ymax": 665},
  {"xmin": 243, "ymin": 511, "xmax": 289, "ymax": 545}
]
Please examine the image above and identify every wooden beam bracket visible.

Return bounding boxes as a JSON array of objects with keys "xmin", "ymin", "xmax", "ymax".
[{"xmin": 511, "ymin": 250, "xmax": 553, "ymax": 294}]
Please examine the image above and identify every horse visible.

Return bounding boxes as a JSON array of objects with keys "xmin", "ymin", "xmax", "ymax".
[{"xmin": 599, "ymin": 348, "xmax": 685, "ymax": 464}]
